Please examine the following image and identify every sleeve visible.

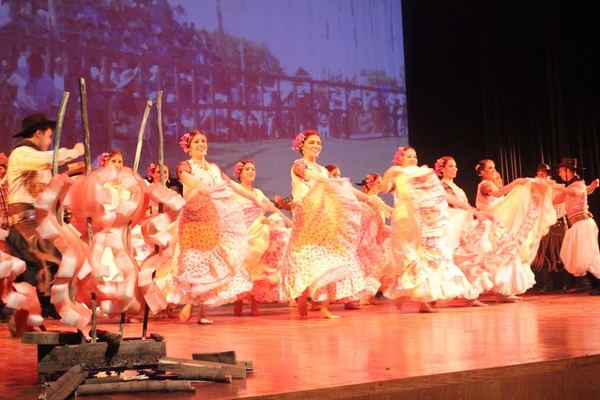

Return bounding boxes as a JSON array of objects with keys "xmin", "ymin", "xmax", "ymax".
[
  {"xmin": 13, "ymin": 146, "xmax": 82, "ymax": 170},
  {"xmin": 292, "ymin": 159, "xmax": 308, "ymax": 179},
  {"xmin": 479, "ymin": 181, "xmax": 494, "ymax": 196},
  {"xmin": 177, "ymin": 161, "xmax": 191, "ymax": 179}
]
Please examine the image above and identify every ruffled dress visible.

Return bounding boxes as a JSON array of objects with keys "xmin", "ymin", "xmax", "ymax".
[
  {"xmin": 279, "ymin": 160, "xmax": 370, "ymax": 302},
  {"xmin": 384, "ymin": 166, "xmax": 474, "ymax": 302},
  {"xmin": 174, "ymin": 160, "xmax": 252, "ymax": 306},
  {"xmin": 457, "ymin": 179, "xmax": 556, "ymax": 295},
  {"xmin": 234, "ymin": 188, "xmax": 290, "ymax": 303}
]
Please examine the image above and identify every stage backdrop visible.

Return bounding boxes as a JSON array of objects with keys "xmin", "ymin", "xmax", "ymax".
[{"xmin": 0, "ymin": 0, "xmax": 407, "ymax": 198}]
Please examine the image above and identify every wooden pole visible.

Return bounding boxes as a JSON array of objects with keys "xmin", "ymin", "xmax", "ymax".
[
  {"xmin": 132, "ymin": 100, "xmax": 154, "ymax": 174},
  {"xmin": 142, "ymin": 91, "xmax": 163, "ymax": 340},
  {"xmin": 79, "ymin": 78, "xmax": 96, "ymax": 343},
  {"xmin": 157, "ymin": 91, "xmax": 165, "ymax": 186},
  {"xmin": 51, "ymin": 92, "xmax": 70, "ymax": 228},
  {"xmin": 52, "ymin": 92, "xmax": 70, "ymax": 176}
]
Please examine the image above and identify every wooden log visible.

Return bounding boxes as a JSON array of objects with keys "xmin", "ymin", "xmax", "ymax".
[
  {"xmin": 192, "ymin": 351, "xmax": 237, "ymax": 364},
  {"xmin": 76, "ymin": 380, "xmax": 195, "ymax": 395},
  {"xmin": 157, "ymin": 358, "xmax": 232, "ymax": 383},
  {"xmin": 39, "ymin": 364, "xmax": 87, "ymax": 400},
  {"xmin": 191, "ymin": 352, "xmax": 253, "ymax": 372},
  {"xmin": 149, "ymin": 333, "xmax": 165, "ymax": 342},
  {"xmin": 38, "ymin": 340, "xmax": 166, "ymax": 377},
  {"xmin": 160, "ymin": 357, "xmax": 246, "ymax": 379},
  {"xmin": 237, "ymin": 360, "xmax": 254, "ymax": 372},
  {"xmin": 84, "ymin": 375, "xmax": 124, "ymax": 385}
]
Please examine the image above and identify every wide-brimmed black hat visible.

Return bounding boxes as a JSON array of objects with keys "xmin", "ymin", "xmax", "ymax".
[
  {"xmin": 556, "ymin": 157, "xmax": 585, "ymax": 171},
  {"xmin": 13, "ymin": 113, "xmax": 56, "ymax": 138}
]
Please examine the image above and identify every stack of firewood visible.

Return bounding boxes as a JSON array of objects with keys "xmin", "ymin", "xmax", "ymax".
[{"xmin": 24, "ymin": 332, "xmax": 252, "ymax": 399}]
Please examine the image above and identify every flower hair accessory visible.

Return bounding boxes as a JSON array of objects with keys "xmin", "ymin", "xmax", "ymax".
[
  {"xmin": 147, "ymin": 163, "xmax": 157, "ymax": 180},
  {"xmin": 96, "ymin": 152, "xmax": 111, "ymax": 168},
  {"xmin": 233, "ymin": 161, "xmax": 244, "ymax": 179},
  {"xmin": 291, "ymin": 132, "xmax": 306, "ymax": 151},
  {"xmin": 434, "ymin": 157, "xmax": 451, "ymax": 177},
  {"xmin": 179, "ymin": 132, "xmax": 191, "ymax": 152},
  {"xmin": 357, "ymin": 173, "xmax": 379, "ymax": 190},
  {"xmin": 233, "ymin": 159, "xmax": 252, "ymax": 180}
]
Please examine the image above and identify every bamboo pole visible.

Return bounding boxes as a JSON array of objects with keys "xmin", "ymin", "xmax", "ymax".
[
  {"xmin": 132, "ymin": 100, "xmax": 154, "ymax": 173},
  {"xmin": 52, "ymin": 92, "xmax": 70, "ymax": 176},
  {"xmin": 79, "ymin": 78, "xmax": 96, "ymax": 343},
  {"xmin": 142, "ymin": 91, "xmax": 163, "ymax": 340}
]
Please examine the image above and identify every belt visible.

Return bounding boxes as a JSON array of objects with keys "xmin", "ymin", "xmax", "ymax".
[
  {"xmin": 7, "ymin": 203, "xmax": 36, "ymax": 226},
  {"xmin": 567, "ymin": 211, "xmax": 593, "ymax": 228}
]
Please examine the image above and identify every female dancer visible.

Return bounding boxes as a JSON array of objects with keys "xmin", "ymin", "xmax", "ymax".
[
  {"xmin": 231, "ymin": 159, "xmax": 292, "ymax": 316},
  {"xmin": 97, "ymin": 151, "xmax": 124, "ymax": 170},
  {"xmin": 475, "ymin": 159, "xmax": 526, "ymax": 211},
  {"xmin": 471, "ymin": 159, "xmax": 555, "ymax": 300},
  {"xmin": 356, "ymin": 173, "xmax": 394, "ymax": 304},
  {"xmin": 175, "ymin": 130, "xmax": 263, "ymax": 324},
  {"xmin": 280, "ymin": 129, "xmax": 383, "ymax": 319},
  {"xmin": 382, "ymin": 146, "xmax": 474, "ymax": 313},
  {"xmin": 435, "ymin": 156, "xmax": 493, "ymax": 306}
]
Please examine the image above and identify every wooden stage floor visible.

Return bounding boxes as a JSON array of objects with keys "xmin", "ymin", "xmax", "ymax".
[{"xmin": 2, "ymin": 293, "xmax": 600, "ymax": 399}]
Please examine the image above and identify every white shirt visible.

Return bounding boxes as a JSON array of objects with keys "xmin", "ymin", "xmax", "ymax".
[{"xmin": 7, "ymin": 144, "xmax": 81, "ymax": 205}]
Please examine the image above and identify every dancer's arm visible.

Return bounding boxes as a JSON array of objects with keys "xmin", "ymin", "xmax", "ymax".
[
  {"xmin": 293, "ymin": 160, "xmax": 327, "ymax": 182},
  {"xmin": 177, "ymin": 161, "xmax": 210, "ymax": 194},
  {"xmin": 481, "ymin": 178, "xmax": 527, "ymax": 198},
  {"xmin": 587, "ymin": 178, "xmax": 600, "ymax": 195}
]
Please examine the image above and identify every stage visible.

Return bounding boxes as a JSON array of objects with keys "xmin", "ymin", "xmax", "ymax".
[{"xmin": 2, "ymin": 293, "xmax": 600, "ymax": 399}]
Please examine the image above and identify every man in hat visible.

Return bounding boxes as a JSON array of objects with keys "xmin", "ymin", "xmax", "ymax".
[
  {"xmin": 5, "ymin": 113, "xmax": 84, "ymax": 324},
  {"xmin": 553, "ymin": 157, "xmax": 600, "ymax": 294}
]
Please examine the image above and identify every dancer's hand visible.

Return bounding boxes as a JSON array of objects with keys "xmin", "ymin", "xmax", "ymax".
[{"xmin": 73, "ymin": 143, "xmax": 84, "ymax": 155}]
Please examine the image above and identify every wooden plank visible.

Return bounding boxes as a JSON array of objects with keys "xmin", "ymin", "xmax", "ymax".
[
  {"xmin": 76, "ymin": 380, "xmax": 195, "ymax": 395},
  {"xmin": 192, "ymin": 350, "xmax": 237, "ymax": 364},
  {"xmin": 159, "ymin": 357, "xmax": 241, "ymax": 380},
  {"xmin": 38, "ymin": 364, "xmax": 87, "ymax": 400},
  {"xmin": 22, "ymin": 332, "xmax": 60, "ymax": 345},
  {"xmin": 38, "ymin": 340, "xmax": 166, "ymax": 376},
  {"xmin": 22, "ymin": 331, "xmax": 84, "ymax": 345},
  {"xmin": 237, "ymin": 360, "xmax": 254, "ymax": 372}
]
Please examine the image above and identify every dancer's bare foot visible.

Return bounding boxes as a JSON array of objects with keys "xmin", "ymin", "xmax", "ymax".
[
  {"xmin": 418, "ymin": 302, "xmax": 438, "ymax": 313},
  {"xmin": 309, "ymin": 300, "xmax": 321, "ymax": 311},
  {"xmin": 320, "ymin": 307, "xmax": 341, "ymax": 319},
  {"xmin": 344, "ymin": 301, "xmax": 361, "ymax": 310},
  {"xmin": 368, "ymin": 296, "xmax": 383, "ymax": 305},
  {"xmin": 508, "ymin": 294, "xmax": 522, "ymax": 301},
  {"xmin": 250, "ymin": 298, "xmax": 260, "ymax": 316},
  {"xmin": 297, "ymin": 295, "xmax": 308, "ymax": 318},
  {"xmin": 179, "ymin": 303, "xmax": 192, "ymax": 321},
  {"xmin": 233, "ymin": 300, "xmax": 243, "ymax": 316},
  {"xmin": 395, "ymin": 297, "xmax": 405, "ymax": 310},
  {"xmin": 496, "ymin": 294, "xmax": 517, "ymax": 303},
  {"xmin": 470, "ymin": 299, "xmax": 488, "ymax": 307}
]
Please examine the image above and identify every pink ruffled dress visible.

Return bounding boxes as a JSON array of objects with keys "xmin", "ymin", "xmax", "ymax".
[
  {"xmin": 458, "ymin": 179, "xmax": 556, "ymax": 295},
  {"xmin": 234, "ymin": 188, "xmax": 290, "ymax": 303},
  {"xmin": 279, "ymin": 160, "xmax": 369, "ymax": 302},
  {"xmin": 174, "ymin": 160, "xmax": 252, "ymax": 306}
]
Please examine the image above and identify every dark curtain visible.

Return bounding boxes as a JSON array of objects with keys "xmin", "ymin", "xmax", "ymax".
[{"xmin": 403, "ymin": 0, "xmax": 600, "ymax": 217}]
